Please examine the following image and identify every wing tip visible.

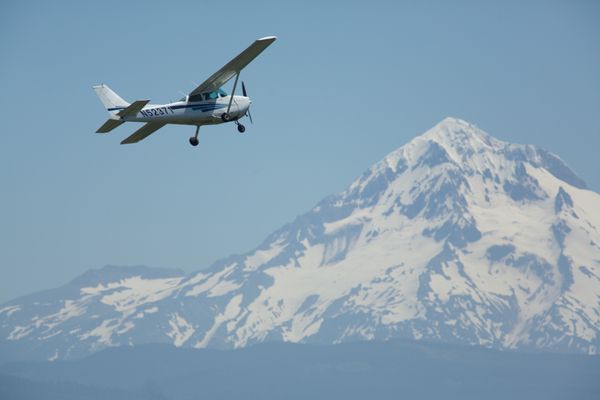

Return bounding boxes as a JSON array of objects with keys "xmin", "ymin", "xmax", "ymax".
[{"xmin": 258, "ymin": 35, "xmax": 277, "ymax": 42}]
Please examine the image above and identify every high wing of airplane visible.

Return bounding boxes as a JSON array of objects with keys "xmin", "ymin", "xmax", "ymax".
[{"xmin": 93, "ymin": 36, "xmax": 277, "ymax": 146}]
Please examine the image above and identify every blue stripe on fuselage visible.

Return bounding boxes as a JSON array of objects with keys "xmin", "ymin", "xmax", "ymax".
[
  {"xmin": 107, "ymin": 102, "xmax": 227, "ymax": 112},
  {"xmin": 170, "ymin": 103, "xmax": 226, "ymax": 111}
]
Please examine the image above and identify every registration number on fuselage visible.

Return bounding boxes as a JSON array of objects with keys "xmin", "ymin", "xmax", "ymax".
[{"xmin": 139, "ymin": 107, "xmax": 174, "ymax": 117}]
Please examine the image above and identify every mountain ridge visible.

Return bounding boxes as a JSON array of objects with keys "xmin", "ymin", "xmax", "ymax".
[{"xmin": 2, "ymin": 117, "xmax": 599, "ymax": 360}]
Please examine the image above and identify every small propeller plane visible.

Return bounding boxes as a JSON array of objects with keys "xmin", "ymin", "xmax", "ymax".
[{"xmin": 93, "ymin": 36, "xmax": 276, "ymax": 146}]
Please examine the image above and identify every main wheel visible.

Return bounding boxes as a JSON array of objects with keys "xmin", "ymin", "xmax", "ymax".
[
  {"xmin": 189, "ymin": 137, "xmax": 199, "ymax": 146},
  {"xmin": 237, "ymin": 124, "xmax": 246, "ymax": 133},
  {"xmin": 221, "ymin": 113, "xmax": 231, "ymax": 122}
]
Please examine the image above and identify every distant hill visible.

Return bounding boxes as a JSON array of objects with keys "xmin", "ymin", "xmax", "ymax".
[
  {"xmin": 2, "ymin": 339, "xmax": 599, "ymax": 400},
  {"xmin": 0, "ymin": 373, "xmax": 145, "ymax": 400}
]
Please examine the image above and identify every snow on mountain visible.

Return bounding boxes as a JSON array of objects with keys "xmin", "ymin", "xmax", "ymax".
[{"xmin": 2, "ymin": 117, "xmax": 599, "ymax": 361}]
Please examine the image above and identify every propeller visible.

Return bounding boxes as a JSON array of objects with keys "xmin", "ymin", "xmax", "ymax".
[{"xmin": 242, "ymin": 81, "xmax": 253, "ymax": 124}]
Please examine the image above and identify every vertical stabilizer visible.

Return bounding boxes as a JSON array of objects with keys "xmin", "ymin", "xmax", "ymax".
[{"xmin": 93, "ymin": 84, "xmax": 130, "ymax": 115}]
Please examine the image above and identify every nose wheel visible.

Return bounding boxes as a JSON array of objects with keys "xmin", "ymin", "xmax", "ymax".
[
  {"xmin": 189, "ymin": 125, "xmax": 200, "ymax": 146},
  {"xmin": 236, "ymin": 123, "xmax": 245, "ymax": 133}
]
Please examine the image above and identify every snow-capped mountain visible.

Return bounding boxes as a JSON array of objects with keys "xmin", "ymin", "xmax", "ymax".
[{"xmin": 2, "ymin": 117, "xmax": 600, "ymax": 361}]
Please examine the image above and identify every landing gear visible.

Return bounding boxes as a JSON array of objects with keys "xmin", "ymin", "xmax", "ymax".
[
  {"xmin": 189, "ymin": 125, "xmax": 200, "ymax": 146},
  {"xmin": 221, "ymin": 113, "xmax": 231, "ymax": 122},
  {"xmin": 237, "ymin": 123, "xmax": 246, "ymax": 133}
]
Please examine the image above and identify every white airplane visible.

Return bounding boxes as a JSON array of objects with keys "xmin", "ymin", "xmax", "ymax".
[{"xmin": 93, "ymin": 36, "xmax": 276, "ymax": 146}]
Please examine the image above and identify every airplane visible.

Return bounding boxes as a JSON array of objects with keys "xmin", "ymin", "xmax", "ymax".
[{"xmin": 93, "ymin": 36, "xmax": 277, "ymax": 147}]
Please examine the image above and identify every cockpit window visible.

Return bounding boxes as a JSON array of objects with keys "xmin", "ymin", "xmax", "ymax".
[
  {"xmin": 203, "ymin": 91, "xmax": 219, "ymax": 101},
  {"xmin": 184, "ymin": 90, "xmax": 226, "ymax": 103}
]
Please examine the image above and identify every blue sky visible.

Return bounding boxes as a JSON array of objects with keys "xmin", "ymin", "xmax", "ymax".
[{"xmin": 1, "ymin": 0, "xmax": 599, "ymax": 303}]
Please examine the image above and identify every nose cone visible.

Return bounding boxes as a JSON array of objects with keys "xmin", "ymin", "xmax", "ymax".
[{"xmin": 241, "ymin": 96, "xmax": 251, "ymax": 114}]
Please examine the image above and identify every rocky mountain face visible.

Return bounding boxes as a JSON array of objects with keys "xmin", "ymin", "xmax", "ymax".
[{"xmin": 2, "ymin": 117, "xmax": 599, "ymax": 361}]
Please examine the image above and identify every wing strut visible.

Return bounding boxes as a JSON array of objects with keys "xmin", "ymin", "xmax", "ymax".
[{"xmin": 222, "ymin": 73, "xmax": 240, "ymax": 122}]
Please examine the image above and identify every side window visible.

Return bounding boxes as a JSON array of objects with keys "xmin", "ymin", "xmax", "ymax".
[
  {"xmin": 203, "ymin": 92, "xmax": 218, "ymax": 101},
  {"xmin": 189, "ymin": 94, "xmax": 202, "ymax": 102}
]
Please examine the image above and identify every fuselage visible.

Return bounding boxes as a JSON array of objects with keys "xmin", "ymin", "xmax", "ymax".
[{"xmin": 115, "ymin": 93, "xmax": 251, "ymax": 126}]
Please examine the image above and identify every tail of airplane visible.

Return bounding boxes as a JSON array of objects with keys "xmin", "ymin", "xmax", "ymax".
[
  {"xmin": 93, "ymin": 84, "xmax": 130, "ymax": 115},
  {"xmin": 93, "ymin": 84, "xmax": 130, "ymax": 133}
]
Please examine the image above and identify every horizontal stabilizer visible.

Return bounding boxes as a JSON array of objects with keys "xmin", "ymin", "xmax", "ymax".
[
  {"xmin": 117, "ymin": 100, "xmax": 150, "ymax": 117},
  {"xmin": 121, "ymin": 122, "xmax": 166, "ymax": 145},
  {"xmin": 96, "ymin": 119, "xmax": 125, "ymax": 133}
]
